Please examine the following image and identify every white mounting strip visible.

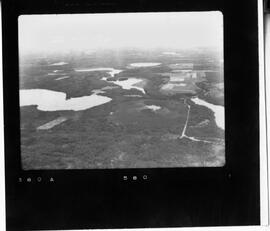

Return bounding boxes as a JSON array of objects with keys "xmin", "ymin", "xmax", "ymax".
[{"xmin": 262, "ymin": 1, "xmax": 270, "ymax": 227}]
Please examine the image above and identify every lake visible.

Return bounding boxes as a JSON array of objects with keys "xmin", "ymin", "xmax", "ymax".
[
  {"xmin": 20, "ymin": 89, "xmax": 112, "ymax": 111},
  {"xmin": 109, "ymin": 78, "xmax": 145, "ymax": 94},
  {"xmin": 75, "ymin": 67, "xmax": 122, "ymax": 77},
  {"xmin": 191, "ymin": 97, "xmax": 224, "ymax": 130},
  {"xmin": 74, "ymin": 67, "xmax": 146, "ymax": 94}
]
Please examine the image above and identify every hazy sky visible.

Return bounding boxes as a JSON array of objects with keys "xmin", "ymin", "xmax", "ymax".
[{"xmin": 19, "ymin": 11, "xmax": 223, "ymax": 54}]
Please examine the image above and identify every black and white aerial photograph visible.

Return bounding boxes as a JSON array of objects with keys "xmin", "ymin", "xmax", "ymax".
[{"xmin": 19, "ymin": 12, "xmax": 224, "ymax": 169}]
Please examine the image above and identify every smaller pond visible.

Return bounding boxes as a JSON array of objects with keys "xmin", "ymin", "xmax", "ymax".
[
  {"xmin": 55, "ymin": 76, "xmax": 70, "ymax": 81},
  {"xmin": 37, "ymin": 117, "xmax": 67, "ymax": 130},
  {"xmin": 48, "ymin": 73, "xmax": 66, "ymax": 76},
  {"xmin": 49, "ymin": 62, "xmax": 68, "ymax": 66},
  {"xmin": 144, "ymin": 105, "xmax": 161, "ymax": 111},
  {"xmin": 129, "ymin": 62, "xmax": 161, "ymax": 67}
]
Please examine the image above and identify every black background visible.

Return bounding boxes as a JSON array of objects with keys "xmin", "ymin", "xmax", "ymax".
[{"xmin": 3, "ymin": 0, "xmax": 260, "ymax": 230}]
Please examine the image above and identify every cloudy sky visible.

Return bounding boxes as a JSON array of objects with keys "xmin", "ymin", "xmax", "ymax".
[{"xmin": 19, "ymin": 11, "xmax": 223, "ymax": 54}]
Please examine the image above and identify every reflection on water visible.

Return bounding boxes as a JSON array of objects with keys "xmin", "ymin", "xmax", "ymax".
[
  {"xmin": 191, "ymin": 97, "xmax": 224, "ymax": 130},
  {"xmin": 20, "ymin": 89, "xmax": 112, "ymax": 111}
]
